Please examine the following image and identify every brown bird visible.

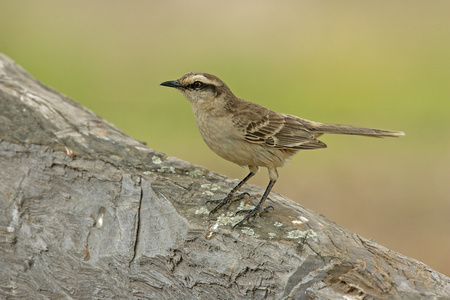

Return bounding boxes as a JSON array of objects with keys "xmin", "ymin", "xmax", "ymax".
[{"xmin": 160, "ymin": 72, "xmax": 404, "ymax": 227}]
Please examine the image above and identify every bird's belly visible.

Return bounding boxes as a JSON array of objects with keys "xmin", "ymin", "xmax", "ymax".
[
  {"xmin": 199, "ymin": 124, "xmax": 295, "ymax": 168},
  {"xmin": 194, "ymin": 113, "xmax": 297, "ymax": 168}
]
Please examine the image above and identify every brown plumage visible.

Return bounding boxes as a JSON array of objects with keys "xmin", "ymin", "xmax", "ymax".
[{"xmin": 161, "ymin": 72, "xmax": 404, "ymax": 227}]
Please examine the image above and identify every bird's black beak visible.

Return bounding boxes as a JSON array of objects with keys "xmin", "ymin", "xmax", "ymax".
[{"xmin": 160, "ymin": 80, "xmax": 184, "ymax": 89}]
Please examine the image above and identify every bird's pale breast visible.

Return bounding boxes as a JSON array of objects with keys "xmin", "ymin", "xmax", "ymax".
[{"xmin": 193, "ymin": 109, "xmax": 297, "ymax": 168}]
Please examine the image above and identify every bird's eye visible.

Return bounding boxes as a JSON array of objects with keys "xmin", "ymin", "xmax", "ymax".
[{"xmin": 192, "ymin": 81, "xmax": 203, "ymax": 89}]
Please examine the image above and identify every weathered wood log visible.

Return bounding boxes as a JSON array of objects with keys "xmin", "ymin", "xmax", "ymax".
[{"xmin": 0, "ymin": 52, "xmax": 449, "ymax": 299}]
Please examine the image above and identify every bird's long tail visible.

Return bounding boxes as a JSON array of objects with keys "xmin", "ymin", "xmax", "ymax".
[{"xmin": 304, "ymin": 120, "xmax": 405, "ymax": 138}]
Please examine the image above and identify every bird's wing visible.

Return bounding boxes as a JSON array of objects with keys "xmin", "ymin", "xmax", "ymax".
[{"xmin": 231, "ymin": 103, "xmax": 326, "ymax": 150}]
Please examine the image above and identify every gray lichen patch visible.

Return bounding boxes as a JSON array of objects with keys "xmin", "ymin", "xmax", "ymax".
[
  {"xmin": 188, "ymin": 169, "xmax": 204, "ymax": 178},
  {"xmin": 286, "ymin": 229, "xmax": 318, "ymax": 242},
  {"xmin": 195, "ymin": 207, "xmax": 209, "ymax": 215},
  {"xmin": 202, "ymin": 190, "xmax": 214, "ymax": 196},
  {"xmin": 200, "ymin": 183, "xmax": 220, "ymax": 191},
  {"xmin": 216, "ymin": 212, "xmax": 244, "ymax": 226},
  {"xmin": 237, "ymin": 201, "xmax": 255, "ymax": 211},
  {"xmin": 240, "ymin": 227, "xmax": 260, "ymax": 239},
  {"xmin": 157, "ymin": 166, "xmax": 176, "ymax": 174},
  {"xmin": 151, "ymin": 155, "xmax": 162, "ymax": 165},
  {"xmin": 200, "ymin": 183, "xmax": 225, "ymax": 197}
]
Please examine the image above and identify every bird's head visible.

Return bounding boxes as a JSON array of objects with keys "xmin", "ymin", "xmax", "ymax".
[{"xmin": 160, "ymin": 72, "xmax": 233, "ymax": 104}]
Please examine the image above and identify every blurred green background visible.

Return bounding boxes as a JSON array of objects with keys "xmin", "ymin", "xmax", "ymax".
[{"xmin": 1, "ymin": 1, "xmax": 449, "ymax": 276}]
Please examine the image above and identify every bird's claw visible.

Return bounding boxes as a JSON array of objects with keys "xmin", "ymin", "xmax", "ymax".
[
  {"xmin": 207, "ymin": 192, "xmax": 251, "ymax": 215},
  {"xmin": 263, "ymin": 205, "xmax": 274, "ymax": 213},
  {"xmin": 233, "ymin": 205, "xmax": 274, "ymax": 228}
]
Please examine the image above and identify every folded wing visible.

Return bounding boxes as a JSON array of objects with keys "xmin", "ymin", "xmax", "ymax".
[{"xmin": 233, "ymin": 107, "xmax": 327, "ymax": 150}]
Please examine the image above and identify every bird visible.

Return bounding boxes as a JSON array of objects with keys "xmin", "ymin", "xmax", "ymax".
[{"xmin": 160, "ymin": 72, "xmax": 404, "ymax": 228}]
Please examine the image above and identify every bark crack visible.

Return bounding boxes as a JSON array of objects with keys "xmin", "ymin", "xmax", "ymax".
[{"xmin": 130, "ymin": 176, "xmax": 143, "ymax": 264}]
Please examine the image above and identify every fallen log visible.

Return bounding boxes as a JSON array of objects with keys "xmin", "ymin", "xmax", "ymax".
[{"xmin": 0, "ymin": 53, "xmax": 448, "ymax": 299}]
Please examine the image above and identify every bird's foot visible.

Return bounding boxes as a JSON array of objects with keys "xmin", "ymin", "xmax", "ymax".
[
  {"xmin": 232, "ymin": 205, "xmax": 274, "ymax": 228},
  {"xmin": 207, "ymin": 192, "xmax": 250, "ymax": 215}
]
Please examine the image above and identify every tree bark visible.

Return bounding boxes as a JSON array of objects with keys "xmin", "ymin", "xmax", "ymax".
[{"xmin": 0, "ymin": 52, "xmax": 448, "ymax": 299}]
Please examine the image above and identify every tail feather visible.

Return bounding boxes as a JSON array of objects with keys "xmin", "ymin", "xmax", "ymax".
[{"xmin": 309, "ymin": 122, "xmax": 405, "ymax": 138}]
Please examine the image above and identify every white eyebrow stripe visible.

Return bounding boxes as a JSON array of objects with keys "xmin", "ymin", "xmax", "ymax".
[{"xmin": 191, "ymin": 75, "xmax": 213, "ymax": 84}]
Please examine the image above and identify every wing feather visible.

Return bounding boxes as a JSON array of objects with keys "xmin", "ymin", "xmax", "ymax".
[{"xmin": 231, "ymin": 103, "xmax": 326, "ymax": 150}]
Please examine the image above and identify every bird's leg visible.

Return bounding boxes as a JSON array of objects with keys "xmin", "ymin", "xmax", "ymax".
[
  {"xmin": 233, "ymin": 179, "xmax": 276, "ymax": 227},
  {"xmin": 208, "ymin": 166, "xmax": 258, "ymax": 215},
  {"xmin": 233, "ymin": 168, "xmax": 278, "ymax": 228}
]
